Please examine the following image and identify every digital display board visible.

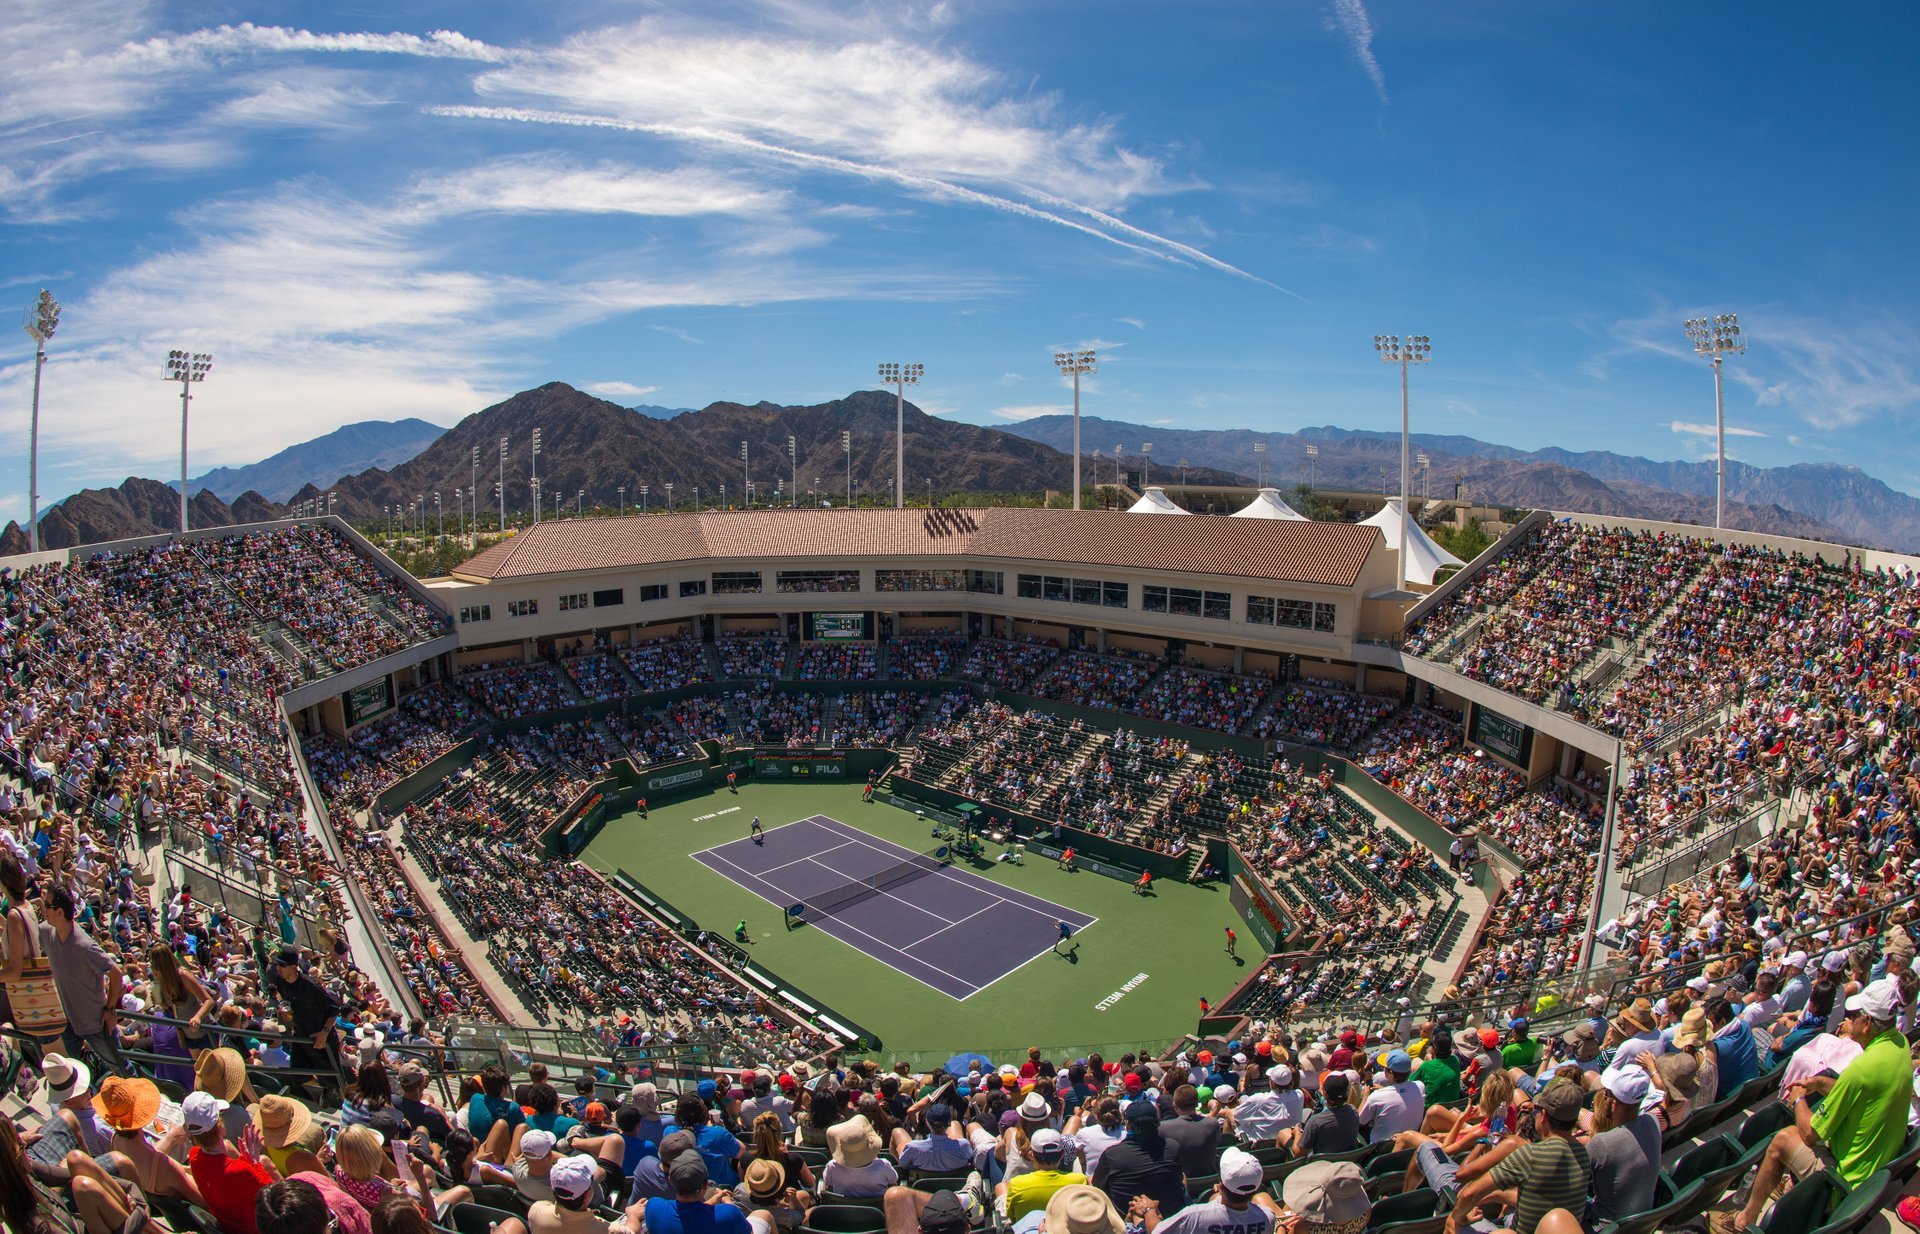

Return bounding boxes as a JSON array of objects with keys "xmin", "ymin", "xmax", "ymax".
[
  {"xmin": 1470, "ymin": 703, "xmax": 1533, "ymax": 767},
  {"xmin": 804, "ymin": 612, "xmax": 872, "ymax": 641},
  {"xmin": 346, "ymin": 678, "xmax": 394, "ymax": 725}
]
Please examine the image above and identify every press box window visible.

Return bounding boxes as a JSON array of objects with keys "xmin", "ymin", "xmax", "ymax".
[
  {"xmin": 1143, "ymin": 585, "xmax": 1228, "ymax": 619},
  {"xmin": 1248, "ymin": 596, "xmax": 1338, "ymax": 632},
  {"xmin": 680, "ymin": 580, "xmax": 707, "ymax": 598},
  {"xmin": 558, "ymin": 593, "xmax": 588, "ymax": 612},
  {"xmin": 506, "ymin": 599, "xmax": 538, "ymax": 618},
  {"xmin": 639, "ymin": 584, "xmax": 668, "ymax": 602},
  {"xmin": 592, "ymin": 588, "xmax": 624, "ymax": 608},
  {"xmin": 458, "ymin": 605, "xmax": 491, "ymax": 624},
  {"xmin": 712, "ymin": 571, "xmax": 763, "ymax": 594}
]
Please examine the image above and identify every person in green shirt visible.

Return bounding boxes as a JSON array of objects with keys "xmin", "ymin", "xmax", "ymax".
[
  {"xmin": 1717, "ymin": 975, "xmax": 1911, "ymax": 1233},
  {"xmin": 1501, "ymin": 1018, "xmax": 1541, "ymax": 1074},
  {"xmin": 1413, "ymin": 1026, "xmax": 1467, "ymax": 1107}
]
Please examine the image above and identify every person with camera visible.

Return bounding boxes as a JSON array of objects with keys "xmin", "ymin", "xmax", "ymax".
[{"xmin": 1443, "ymin": 1078, "xmax": 1591, "ymax": 1234}]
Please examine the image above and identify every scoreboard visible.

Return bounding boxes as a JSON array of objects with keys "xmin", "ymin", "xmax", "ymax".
[{"xmin": 804, "ymin": 611, "xmax": 873, "ymax": 641}]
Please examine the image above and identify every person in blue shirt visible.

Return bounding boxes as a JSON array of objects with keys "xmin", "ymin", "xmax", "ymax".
[
  {"xmin": 467, "ymin": 1064, "xmax": 525, "ymax": 1141},
  {"xmin": 644, "ymin": 1149, "xmax": 750, "ymax": 1234},
  {"xmin": 1705, "ymin": 997, "xmax": 1764, "ymax": 1093},
  {"xmin": 524, "ymin": 1082, "xmax": 580, "ymax": 1139},
  {"xmin": 676, "ymin": 1094, "xmax": 742, "ymax": 1186}
]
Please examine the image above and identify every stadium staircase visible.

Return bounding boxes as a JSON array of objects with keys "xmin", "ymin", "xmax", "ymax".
[
  {"xmin": 1127, "ymin": 751, "xmax": 1205, "ymax": 843},
  {"xmin": 1240, "ymin": 676, "xmax": 1296, "ymax": 736},
  {"xmin": 873, "ymin": 640, "xmax": 891, "ymax": 677},
  {"xmin": 701, "ymin": 641, "xmax": 726, "ymax": 680}
]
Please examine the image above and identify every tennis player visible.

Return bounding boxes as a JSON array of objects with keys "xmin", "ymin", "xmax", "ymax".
[{"xmin": 750, "ymin": 816, "xmax": 764, "ymax": 844}]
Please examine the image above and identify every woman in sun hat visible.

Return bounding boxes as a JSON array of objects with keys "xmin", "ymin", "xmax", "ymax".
[
  {"xmin": 822, "ymin": 1114, "xmax": 897, "ymax": 1197},
  {"xmin": 193, "ymin": 1047, "xmax": 256, "ymax": 1140},
  {"xmin": 253, "ymin": 1093, "xmax": 319, "ymax": 1177},
  {"xmin": 1280, "ymin": 1160, "xmax": 1370, "ymax": 1234},
  {"xmin": 94, "ymin": 1074, "xmax": 204, "ymax": 1209}
]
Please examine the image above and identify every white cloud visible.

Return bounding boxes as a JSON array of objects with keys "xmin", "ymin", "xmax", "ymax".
[
  {"xmin": 422, "ymin": 157, "xmax": 789, "ymax": 220},
  {"xmin": 648, "ymin": 325, "xmax": 704, "ymax": 345},
  {"xmin": 998, "ymin": 372, "xmax": 1023, "ymax": 386},
  {"xmin": 587, "ymin": 382, "xmax": 659, "ymax": 398},
  {"xmin": 990, "ymin": 404, "xmax": 1069, "ymax": 421},
  {"xmin": 1117, "ymin": 317, "xmax": 1146, "ymax": 330},
  {"xmin": 1670, "ymin": 420, "xmax": 1768, "ymax": 439},
  {"xmin": 1327, "ymin": 0, "xmax": 1389, "ymax": 105}
]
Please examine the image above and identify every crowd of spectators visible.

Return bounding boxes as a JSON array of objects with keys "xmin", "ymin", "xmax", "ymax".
[
  {"xmin": 618, "ymin": 637, "xmax": 711, "ymax": 691},
  {"xmin": 1028, "ymin": 651, "xmax": 1160, "ymax": 712},
  {"xmin": 459, "ymin": 663, "xmax": 576, "ymax": 719},
  {"xmin": 715, "ymin": 633, "xmax": 788, "ymax": 679},
  {"xmin": 1357, "ymin": 709, "xmax": 1526, "ymax": 830},
  {"xmin": 606, "ymin": 697, "xmax": 735, "ymax": 765},
  {"xmin": 560, "ymin": 653, "xmax": 631, "ymax": 703},
  {"xmin": 1251, "ymin": 682, "xmax": 1398, "ymax": 750},
  {"xmin": 793, "ymin": 643, "xmax": 878, "ymax": 681},
  {"xmin": 1134, "ymin": 666, "xmax": 1270, "ymax": 734},
  {"xmin": 888, "ymin": 633, "xmax": 967, "ymax": 680},
  {"xmin": 959, "ymin": 637, "xmax": 1061, "ymax": 692}
]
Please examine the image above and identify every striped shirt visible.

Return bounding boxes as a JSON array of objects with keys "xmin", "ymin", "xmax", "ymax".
[{"xmin": 1489, "ymin": 1136, "xmax": 1592, "ymax": 1234}]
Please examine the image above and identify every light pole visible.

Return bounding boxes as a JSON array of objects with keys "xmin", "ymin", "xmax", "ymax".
[
  {"xmin": 454, "ymin": 488, "xmax": 463, "ymax": 540},
  {"xmin": 22, "ymin": 290, "xmax": 58, "ymax": 553},
  {"xmin": 1305, "ymin": 443, "xmax": 1318, "ymax": 488},
  {"xmin": 841, "ymin": 429, "xmax": 852, "ymax": 506},
  {"xmin": 1053, "ymin": 349, "xmax": 1097, "ymax": 509},
  {"xmin": 1373, "ymin": 333, "xmax": 1432, "ymax": 594},
  {"xmin": 1417, "ymin": 452, "xmax": 1431, "ymax": 504},
  {"xmin": 1141, "ymin": 443, "xmax": 1153, "ymax": 490},
  {"xmin": 1254, "ymin": 440, "xmax": 1266, "ymax": 489},
  {"xmin": 163, "ymin": 350, "xmax": 213, "ymax": 535},
  {"xmin": 787, "ymin": 434, "xmax": 798, "ymax": 508},
  {"xmin": 577, "ymin": 489, "xmax": 585, "ymax": 516},
  {"xmin": 1113, "ymin": 444, "xmax": 1123, "ymax": 490},
  {"xmin": 876, "ymin": 362, "xmax": 922, "ymax": 508},
  {"xmin": 436, "ymin": 491, "xmax": 443, "ymax": 541},
  {"xmin": 740, "ymin": 441, "xmax": 750, "ymax": 509},
  {"xmin": 498, "ymin": 436, "xmax": 507, "ymax": 532},
  {"xmin": 640, "ymin": 484, "xmax": 649, "ymax": 515},
  {"xmin": 618, "ymin": 485, "xmax": 626, "ymax": 517},
  {"xmin": 664, "ymin": 482, "xmax": 673, "ymax": 511},
  {"xmin": 530, "ymin": 427, "xmax": 542, "ymax": 524},
  {"xmin": 692, "ymin": 484, "xmax": 699, "ymax": 510},
  {"xmin": 470, "ymin": 445, "xmax": 478, "ymax": 536},
  {"xmin": 721, "ymin": 483, "xmax": 727, "ymax": 509},
  {"xmin": 1683, "ymin": 313, "xmax": 1745, "ymax": 529},
  {"xmin": 1179, "ymin": 457, "xmax": 1190, "ymax": 487}
]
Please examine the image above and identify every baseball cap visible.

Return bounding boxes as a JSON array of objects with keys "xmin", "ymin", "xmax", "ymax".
[
  {"xmin": 1125, "ymin": 1100, "xmax": 1159, "ymax": 1127},
  {"xmin": 549, "ymin": 1155, "xmax": 597, "ymax": 1200},
  {"xmin": 1823, "ymin": 951, "xmax": 1848, "ymax": 972},
  {"xmin": 1385, "ymin": 1050, "xmax": 1412, "ymax": 1075},
  {"xmin": 669, "ymin": 1153, "xmax": 709, "ymax": 1193},
  {"xmin": 1536, "ymin": 1077, "xmax": 1585, "ymax": 1124},
  {"xmin": 1477, "ymin": 1027, "xmax": 1501, "ymax": 1049},
  {"xmin": 520, "ymin": 1129, "xmax": 556, "ymax": 1159},
  {"xmin": 918, "ymin": 1191, "xmax": 975, "ymax": 1234},
  {"xmin": 1029, "ymin": 1129, "xmax": 1066, "ymax": 1158},
  {"xmin": 584, "ymin": 1102, "xmax": 608, "ymax": 1123},
  {"xmin": 657, "ymin": 1130, "xmax": 698, "ymax": 1162},
  {"xmin": 274, "ymin": 947, "xmax": 300, "ymax": 966},
  {"xmin": 182, "ymin": 1090, "xmax": 229, "ymax": 1134},
  {"xmin": 696, "ymin": 1078, "xmax": 718, "ymax": 1100},
  {"xmin": 925, "ymin": 1102, "xmax": 953, "ymax": 1126},
  {"xmin": 1219, "ymin": 1148, "xmax": 1262, "ymax": 1195},
  {"xmin": 1847, "ymin": 976, "xmax": 1902, "ymax": 1020},
  {"xmin": 1601, "ymin": 1067, "xmax": 1651, "ymax": 1106},
  {"xmin": 1269, "ymin": 1065, "xmax": 1295, "ymax": 1087}
]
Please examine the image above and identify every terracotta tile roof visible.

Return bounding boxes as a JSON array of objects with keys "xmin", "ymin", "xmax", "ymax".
[{"xmin": 451, "ymin": 508, "xmax": 1380, "ymax": 588}]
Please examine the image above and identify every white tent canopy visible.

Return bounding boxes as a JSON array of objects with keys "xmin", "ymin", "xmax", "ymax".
[
  {"xmin": 1126, "ymin": 487, "xmax": 1193, "ymax": 515},
  {"xmin": 1361, "ymin": 498, "xmax": 1466, "ymax": 587},
  {"xmin": 1230, "ymin": 487, "xmax": 1309, "ymax": 521}
]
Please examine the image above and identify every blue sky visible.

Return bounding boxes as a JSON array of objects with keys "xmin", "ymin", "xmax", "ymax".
[{"xmin": 4, "ymin": 0, "xmax": 1918, "ymax": 518}]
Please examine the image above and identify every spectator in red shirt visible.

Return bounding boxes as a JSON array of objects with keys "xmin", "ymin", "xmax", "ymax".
[{"xmin": 185, "ymin": 1091, "xmax": 279, "ymax": 1234}]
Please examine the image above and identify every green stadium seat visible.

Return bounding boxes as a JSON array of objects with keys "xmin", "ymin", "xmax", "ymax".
[
  {"xmin": 1754, "ymin": 1170, "xmax": 1839, "ymax": 1234},
  {"xmin": 804, "ymin": 1204, "xmax": 891, "ymax": 1234},
  {"xmin": 449, "ymin": 1203, "xmax": 527, "ymax": 1234},
  {"xmin": 1809, "ymin": 1169, "xmax": 1891, "ymax": 1234}
]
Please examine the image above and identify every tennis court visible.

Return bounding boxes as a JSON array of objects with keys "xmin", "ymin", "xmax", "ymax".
[{"xmin": 692, "ymin": 814, "xmax": 1096, "ymax": 999}]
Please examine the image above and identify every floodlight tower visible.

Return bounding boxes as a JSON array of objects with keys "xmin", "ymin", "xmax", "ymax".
[
  {"xmin": 740, "ymin": 441, "xmax": 750, "ymax": 509},
  {"xmin": 787, "ymin": 434, "xmax": 798, "ymax": 508},
  {"xmin": 22, "ymin": 290, "xmax": 58, "ymax": 552},
  {"xmin": 1373, "ymin": 333, "xmax": 1433, "ymax": 594},
  {"xmin": 841, "ymin": 429, "xmax": 852, "ymax": 506},
  {"xmin": 163, "ymin": 349, "xmax": 213, "ymax": 535},
  {"xmin": 1053, "ymin": 349, "xmax": 1097, "ymax": 508},
  {"xmin": 530, "ymin": 427, "xmax": 542, "ymax": 524},
  {"xmin": 1253, "ymin": 440, "xmax": 1265, "ymax": 489},
  {"xmin": 1141, "ymin": 443, "xmax": 1153, "ymax": 490},
  {"xmin": 876, "ymin": 362, "xmax": 922, "ymax": 509},
  {"xmin": 1682, "ymin": 313, "xmax": 1745, "ymax": 529}
]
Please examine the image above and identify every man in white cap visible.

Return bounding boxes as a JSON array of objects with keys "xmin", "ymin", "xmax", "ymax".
[
  {"xmin": 1715, "ymin": 975, "xmax": 1914, "ymax": 1234},
  {"xmin": 1132, "ymin": 1147, "xmax": 1276, "ymax": 1234},
  {"xmin": 1586, "ymin": 1065, "xmax": 1660, "ymax": 1227},
  {"xmin": 184, "ymin": 1090, "xmax": 281, "ymax": 1234},
  {"xmin": 1224, "ymin": 1067, "xmax": 1303, "ymax": 1144},
  {"xmin": 1778, "ymin": 951, "xmax": 1811, "ymax": 1015}
]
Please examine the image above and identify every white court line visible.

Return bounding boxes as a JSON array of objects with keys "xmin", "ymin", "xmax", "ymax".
[
  {"xmin": 688, "ymin": 814, "xmax": 835, "ymax": 861},
  {"xmin": 900, "ymin": 901, "xmax": 997, "ymax": 949},
  {"xmin": 697, "ymin": 847, "xmax": 982, "ymax": 998},
  {"xmin": 961, "ymin": 918, "xmax": 1103, "ymax": 1001},
  {"xmin": 810, "ymin": 816, "xmax": 1095, "ymax": 927}
]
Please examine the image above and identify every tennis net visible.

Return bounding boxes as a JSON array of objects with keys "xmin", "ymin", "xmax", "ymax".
[{"xmin": 802, "ymin": 848, "xmax": 950, "ymax": 918}]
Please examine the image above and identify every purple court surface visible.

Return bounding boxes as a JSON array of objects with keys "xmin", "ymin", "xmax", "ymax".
[{"xmin": 692, "ymin": 814, "xmax": 1096, "ymax": 999}]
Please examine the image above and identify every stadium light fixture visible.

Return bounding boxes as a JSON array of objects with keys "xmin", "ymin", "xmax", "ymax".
[
  {"xmin": 1374, "ymin": 333, "xmax": 1432, "ymax": 594},
  {"xmin": 1417, "ymin": 451, "xmax": 1431, "ymax": 502},
  {"xmin": 876, "ymin": 362, "xmax": 922, "ymax": 509},
  {"xmin": 530, "ymin": 427, "xmax": 542, "ymax": 524},
  {"xmin": 664, "ymin": 482, "xmax": 673, "ymax": 511},
  {"xmin": 577, "ymin": 489, "xmax": 585, "ymax": 516},
  {"xmin": 22, "ymin": 290, "xmax": 59, "ymax": 553},
  {"xmin": 1683, "ymin": 313, "xmax": 1745, "ymax": 529},
  {"xmin": 1141, "ymin": 443, "xmax": 1153, "ymax": 490},
  {"xmin": 841, "ymin": 429, "xmax": 852, "ymax": 507},
  {"xmin": 1305, "ymin": 442, "xmax": 1318, "ymax": 488},
  {"xmin": 497, "ymin": 437, "xmax": 508, "ymax": 532},
  {"xmin": 1053, "ymin": 349, "xmax": 1097, "ymax": 509},
  {"xmin": 740, "ymin": 440, "xmax": 750, "ymax": 510},
  {"xmin": 1113, "ymin": 443, "xmax": 1123, "ymax": 490},
  {"xmin": 787, "ymin": 434, "xmax": 798, "ymax": 509},
  {"xmin": 1253, "ymin": 440, "xmax": 1265, "ymax": 489},
  {"xmin": 162, "ymin": 349, "xmax": 213, "ymax": 536}
]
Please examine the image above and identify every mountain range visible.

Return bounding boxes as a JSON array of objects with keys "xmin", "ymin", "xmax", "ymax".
[
  {"xmin": 186, "ymin": 418, "xmax": 445, "ymax": 503},
  {"xmin": 4, "ymin": 384, "xmax": 1917, "ymax": 554},
  {"xmin": 999, "ymin": 416, "xmax": 1913, "ymax": 549}
]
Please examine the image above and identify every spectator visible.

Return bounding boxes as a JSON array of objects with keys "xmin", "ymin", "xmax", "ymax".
[
  {"xmin": 530, "ymin": 1155, "xmax": 621, "ymax": 1234},
  {"xmin": 1716, "ymin": 976, "xmax": 1914, "ymax": 1233},
  {"xmin": 264, "ymin": 948, "xmax": 341, "ymax": 1080},
  {"xmin": 1092, "ymin": 1102, "xmax": 1185, "ymax": 1215},
  {"xmin": 1223, "ymin": 1066, "xmax": 1303, "ymax": 1144},
  {"xmin": 821, "ymin": 1116, "xmax": 896, "ymax": 1197},
  {"xmin": 892, "ymin": 1103, "xmax": 972, "ymax": 1174},
  {"xmin": 1158, "ymin": 1086, "xmax": 1221, "ymax": 1176},
  {"xmin": 643, "ymin": 1146, "xmax": 749, "ymax": 1234},
  {"xmin": 1135, "ymin": 1148, "xmax": 1275, "ymax": 1234},
  {"xmin": 1278, "ymin": 1161, "xmax": 1370, "ymax": 1234},
  {"xmin": 1356, "ymin": 1051, "xmax": 1423, "ymax": 1144},
  {"xmin": 38, "ymin": 886, "xmax": 127, "ymax": 1073},
  {"xmin": 186, "ymin": 1091, "xmax": 280, "ymax": 1234},
  {"xmin": 1447, "ymin": 1078, "xmax": 1591, "ymax": 1234},
  {"xmin": 1411, "ymin": 1028, "xmax": 1465, "ymax": 1108},
  {"xmin": 680, "ymin": 1096, "xmax": 742, "ymax": 1188},
  {"xmin": 1000, "ymin": 1129, "xmax": 1086, "ymax": 1221},
  {"xmin": 468, "ymin": 1065, "xmax": 525, "ymax": 1144},
  {"xmin": 256, "ymin": 1177, "xmax": 373, "ymax": 1234},
  {"xmin": 1285, "ymin": 1073, "xmax": 1360, "ymax": 1158},
  {"xmin": 1585, "ymin": 1066, "xmax": 1661, "ymax": 1227}
]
